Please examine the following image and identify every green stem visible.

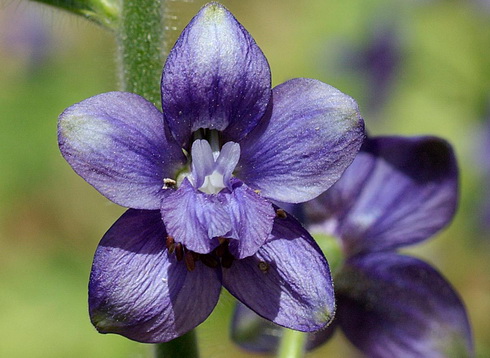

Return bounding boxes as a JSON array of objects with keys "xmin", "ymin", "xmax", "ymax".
[
  {"xmin": 277, "ymin": 329, "xmax": 307, "ymax": 358},
  {"xmin": 154, "ymin": 330, "xmax": 200, "ymax": 358},
  {"xmin": 117, "ymin": 0, "xmax": 166, "ymax": 106}
]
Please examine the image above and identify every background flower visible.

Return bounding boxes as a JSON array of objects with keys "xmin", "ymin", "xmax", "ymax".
[{"xmin": 232, "ymin": 136, "xmax": 474, "ymax": 358}]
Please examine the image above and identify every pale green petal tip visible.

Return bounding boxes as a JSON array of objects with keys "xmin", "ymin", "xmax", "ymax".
[
  {"xmin": 91, "ymin": 311, "xmax": 117, "ymax": 333},
  {"xmin": 200, "ymin": 2, "xmax": 229, "ymax": 23},
  {"xmin": 59, "ymin": 113, "xmax": 112, "ymax": 151},
  {"xmin": 314, "ymin": 304, "xmax": 336, "ymax": 329}
]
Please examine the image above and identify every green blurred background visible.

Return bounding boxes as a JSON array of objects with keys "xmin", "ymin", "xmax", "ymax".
[{"xmin": 1, "ymin": 0, "xmax": 489, "ymax": 357}]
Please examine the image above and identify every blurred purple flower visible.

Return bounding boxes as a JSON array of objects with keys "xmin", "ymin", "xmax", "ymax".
[
  {"xmin": 357, "ymin": 26, "xmax": 401, "ymax": 110},
  {"xmin": 472, "ymin": 0, "xmax": 490, "ymax": 13},
  {"xmin": 475, "ymin": 100, "xmax": 490, "ymax": 232},
  {"xmin": 328, "ymin": 22, "xmax": 402, "ymax": 112},
  {"xmin": 58, "ymin": 3, "xmax": 365, "ymax": 343},
  {"xmin": 0, "ymin": 4, "xmax": 53, "ymax": 72},
  {"xmin": 232, "ymin": 136, "xmax": 474, "ymax": 357}
]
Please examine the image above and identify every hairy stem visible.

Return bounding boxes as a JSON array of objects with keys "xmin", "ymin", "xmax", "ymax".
[{"xmin": 117, "ymin": 0, "xmax": 166, "ymax": 106}]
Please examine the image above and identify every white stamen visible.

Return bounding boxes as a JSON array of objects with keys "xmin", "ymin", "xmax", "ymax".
[{"xmin": 162, "ymin": 178, "xmax": 177, "ymax": 189}]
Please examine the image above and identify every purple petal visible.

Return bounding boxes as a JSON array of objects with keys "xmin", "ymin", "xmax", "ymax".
[
  {"xmin": 161, "ymin": 179, "xmax": 229, "ymax": 254},
  {"xmin": 215, "ymin": 142, "xmax": 241, "ymax": 188},
  {"xmin": 189, "ymin": 140, "xmax": 215, "ymax": 188},
  {"xmin": 58, "ymin": 92, "xmax": 185, "ymax": 210},
  {"xmin": 161, "ymin": 179, "xmax": 275, "ymax": 258},
  {"xmin": 225, "ymin": 180, "xmax": 275, "ymax": 259},
  {"xmin": 306, "ymin": 136, "xmax": 458, "ymax": 255},
  {"xmin": 335, "ymin": 252, "xmax": 474, "ymax": 358},
  {"xmin": 222, "ymin": 213, "xmax": 335, "ymax": 331},
  {"xmin": 161, "ymin": 2, "xmax": 271, "ymax": 147},
  {"xmin": 89, "ymin": 209, "xmax": 222, "ymax": 343},
  {"xmin": 237, "ymin": 78, "xmax": 365, "ymax": 204},
  {"xmin": 231, "ymin": 302, "xmax": 337, "ymax": 353}
]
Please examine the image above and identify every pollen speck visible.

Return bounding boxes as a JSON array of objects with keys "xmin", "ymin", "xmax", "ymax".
[
  {"xmin": 163, "ymin": 178, "xmax": 177, "ymax": 189},
  {"xmin": 258, "ymin": 261, "xmax": 269, "ymax": 272},
  {"xmin": 276, "ymin": 209, "xmax": 287, "ymax": 219}
]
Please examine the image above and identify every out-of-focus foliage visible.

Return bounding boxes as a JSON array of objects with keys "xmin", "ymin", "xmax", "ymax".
[{"xmin": 0, "ymin": 0, "xmax": 489, "ymax": 357}]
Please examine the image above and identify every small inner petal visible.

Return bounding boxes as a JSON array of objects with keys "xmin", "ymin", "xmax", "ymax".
[
  {"xmin": 215, "ymin": 141, "xmax": 241, "ymax": 185},
  {"xmin": 190, "ymin": 139, "xmax": 215, "ymax": 188},
  {"xmin": 189, "ymin": 139, "xmax": 240, "ymax": 194}
]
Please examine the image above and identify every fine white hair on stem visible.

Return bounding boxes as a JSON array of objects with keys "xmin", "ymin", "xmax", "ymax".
[{"xmin": 162, "ymin": 0, "xmax": 200, "ymax": 56}]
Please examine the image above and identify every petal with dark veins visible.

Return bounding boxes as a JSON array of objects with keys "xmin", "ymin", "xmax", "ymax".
[
  {"xmin": 161, "ymin": 3, "xmax": 271, "ymax": 147},
  {"xmin": 58, "ymin": 92, "xmax": 185, "ymax": 210},
  {"xmin": 89, "ymin": 209, "xmax": 222, "ymax": 343},
  {"xmin": 335, "ymin": 252, "xmax": 473, "ymax": 358}
]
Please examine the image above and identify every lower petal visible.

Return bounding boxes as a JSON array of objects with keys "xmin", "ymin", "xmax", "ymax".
[
  {"xmin": 222, "ymin": 213, "xmax": 335, "ymax": 332},
  {"xmin": 335, "ymin": 252, "xmax": 474, "ymax": 358},
  {"xmin": 89, "ymin": 209, "xmax": 222, "ymax": 343},
  {"xmin": 226, "ymin": 180, "xmax": 275, "ymax": 259},
  {"xmin": 161, "ymin": 179, "xmax": 231, "ymax": 254}
]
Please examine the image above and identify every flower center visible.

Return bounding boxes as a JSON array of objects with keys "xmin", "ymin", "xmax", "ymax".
[{"xmin": 189, "ymin": 138, "xmax": 240, "ymax": 194}]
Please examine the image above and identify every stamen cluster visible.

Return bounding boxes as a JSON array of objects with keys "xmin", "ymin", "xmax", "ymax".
[{"xmin": 166, "ymin": 235, "xmax": 235, "ymax": 271}]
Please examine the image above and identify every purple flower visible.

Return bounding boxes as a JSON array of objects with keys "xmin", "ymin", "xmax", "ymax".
[
  {"xmin": 329, "ymin": 22, "xmax": 401, "ymax": 112},
  {"xmin": 232, "ymin": 136, "xmax": 474, "ymax": 357},
  {"xmin": 0, "ymin": 4, "xmax": 53, "ymax": 72},
  {"xmin": 58, "ymin": 3, "xmax": 365, "ymax": 343}
]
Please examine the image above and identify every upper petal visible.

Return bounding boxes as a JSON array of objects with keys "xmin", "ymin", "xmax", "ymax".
[
  {"xmin": 58, "ymin": 92, "xmax": 185, "ymax": 210},
  {"xmin": 222, "ymin": 212, "xmax": 335, "ymax": 332},
  {"xmin": 237, "ymin": 78, "xmax": 365, "ymax": 204},
  {"xmin": 335, "ymin": 252, "xmax": 474, "ymax": 358},
  {"xmin": 89, "ymin": 209, "xmax": 222, "ymax": 343},
  {"xmin": 305, "ymin": 136, "xmax": 458, "ymax": 255},
  {"xmin": 161, "ymin": 2, "xmax": 271, "ymax": 147}
]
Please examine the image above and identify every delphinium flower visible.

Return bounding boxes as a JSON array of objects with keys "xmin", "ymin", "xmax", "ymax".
[
  {"xmin": 57, "ymin": 2, "xmax": 365, "ymax": 343},
  {"xmin": 232, "ymin": 135, "xmax": 474, "ymax": 357}
]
